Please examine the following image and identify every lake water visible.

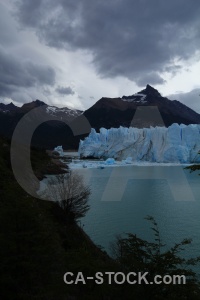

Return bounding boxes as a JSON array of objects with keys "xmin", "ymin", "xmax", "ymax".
[{"xmin": 76, "ymin": 165, "xmax": 200, "ymax": 274}]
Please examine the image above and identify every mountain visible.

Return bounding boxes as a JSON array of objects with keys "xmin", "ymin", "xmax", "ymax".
[
  {"xmin": 20, "ymin": 99, "xmax": 46, "ymax": 112},
  {"xmin": 0, "ymin": 99, "xmax": 82, "ymax": 119},
  {"xmin": 0, "ymin": 99, "xmax": 83, "ymax": 149},
  {"xmin": 79, "ymin": 123, "xmax": 200, "ymax": 163},
  {"xmin": 0, "ymin": 102, "xmax": 19, "ymax": 113},
  {"xmin": 83, "ymin": 84, "xmax": 200, "ymax": 129},
  {"xmin": 0, "ymin": 85, "xmax": 200, "ymax": 149},
  {"xmin": 19, "ymin": 99, "xmax": 82, "ymax": 120}
]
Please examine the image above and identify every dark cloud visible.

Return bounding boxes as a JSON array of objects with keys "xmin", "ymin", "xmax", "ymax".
[
  {"xmin": 15, "ymin": 0, "xmax": 200, "ymax": 85},
  {"xmin": 0, "ymin": 82, "xmax": 16, "ymax": 97},
  {"xmin": 0, "ymin": 3, "xmax": 19, "ymax": 47},
  {"xmin": 164, "ymin": 65, "xmax": 182, "ymax": 76},
  {"xmin": 168, "ymin": 88, "xmax": 200, "ymax": 113},
  {"xmin": 56, "ymin": 86, "xmax": 75, "ymax": 96},
  {"xmin": 0, "ymin": 47, "xmax": 55, "ymax": 97},
  {"xmin": 135, "ymin": 73, "xmax": 166, "ymax": 87}
]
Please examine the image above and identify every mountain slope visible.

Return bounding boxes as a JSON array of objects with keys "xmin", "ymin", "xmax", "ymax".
[
  {"xmin": 83, "ymin": 84, "xmax": 200, "ymax": 129},
  {"xmin": 0, "ymin": 100, "xmax": 83, "ymax": 149},
  {"xmin": 0, "ymin": 102, "xmax": 19, "ymax": 113}
]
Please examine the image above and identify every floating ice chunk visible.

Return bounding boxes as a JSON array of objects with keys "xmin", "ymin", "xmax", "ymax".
[
  {"xmin": 54, "ymin": 145, "xmax": 64, "ymax": 156},
  {"xmin": 125, "ymin": 157, "xmax": 132, "ymax": 164},
  {"xmin": 105, "ymin": 158, "xmax": 116, "ymax": 165}
]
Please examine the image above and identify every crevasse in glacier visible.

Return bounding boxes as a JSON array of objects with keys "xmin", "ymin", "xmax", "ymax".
[{"xmin": 78, "ymin": 124, "xmax": 200, "ymax": 163}]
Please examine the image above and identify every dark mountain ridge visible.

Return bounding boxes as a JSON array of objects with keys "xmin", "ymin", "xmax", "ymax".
[
  {"xmin": 0, "ymin": 102, "xmax": 19, "ymax": 113},
  {"xmin": 83, "ymin": 84, "xmax": 200, "ymax": 129},
  {"xmin": 0, "ymin": 85, "xmax": 200, "ymax": 149}
]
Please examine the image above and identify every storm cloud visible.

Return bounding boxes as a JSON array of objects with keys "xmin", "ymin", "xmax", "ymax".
[
  {"xmin": 168, "ymin": 88, "xmax": 200, "ymax": 113},
  {"xmin": 56, "ymin": 86, "xmax": 75, "ymax": 96},
  {"xmin": 0, "ymin": 47, "xmax": 55, "ymax": 98},
  {"xmin": 15, "ymin": 0, "xmax": 200, "ymax": 85},
  {"xmin": 0, "ymin": 0, "xmax": 200, "ymax": 110}
]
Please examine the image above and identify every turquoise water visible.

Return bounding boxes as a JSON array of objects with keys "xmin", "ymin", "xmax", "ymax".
[{"xmin": 78, "ymin": 166, "xmax": 200, "ymax": 272}]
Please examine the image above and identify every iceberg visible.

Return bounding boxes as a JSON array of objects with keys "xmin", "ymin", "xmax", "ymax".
[
  {"xmin": 124, "ymin": 157, "xmax": 133, "ymax": 164},
  {"xmin": 78, "ymin": 124, "xmax": 200, "ymax": 163},
  {"xmin": 54, "ymin": 145, "xmax": 64, "ymax": 156},
  {"xmin": 105, "ymin": 158, "xmax": 116, "ymax": 165}
]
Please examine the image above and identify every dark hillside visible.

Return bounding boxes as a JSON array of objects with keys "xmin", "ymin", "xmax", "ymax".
[{"xmin": 0, "ymin": 137, "xmax": 128, "ymax": 300}]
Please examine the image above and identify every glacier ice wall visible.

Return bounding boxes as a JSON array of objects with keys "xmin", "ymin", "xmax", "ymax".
[{"xmin": 78, "ymin": 124, "xmax": 200, "ymax": 163}]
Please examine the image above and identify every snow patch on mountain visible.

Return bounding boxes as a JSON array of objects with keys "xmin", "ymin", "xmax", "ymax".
[
  {"xmin": 78, "ymin": 124, "xmax": 200, "ymax": 163},
  {"xmin": 122, "ymin": 93, "xmax": 147, "ymax": 103},
  {"xmin": 46, "ymin": 106, "xmax": 81, "ymax": 116}
]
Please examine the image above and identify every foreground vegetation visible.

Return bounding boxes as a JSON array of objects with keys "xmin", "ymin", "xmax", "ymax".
[
  {"xmin": 1, "ymin": 136, "xmax": 200, "ymax": 299},
  {"xmin": 112, "ymin": 216, "xmax": 200, "ymax": 300}
]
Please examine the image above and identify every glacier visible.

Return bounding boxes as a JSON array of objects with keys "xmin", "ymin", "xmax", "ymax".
[{"xmin": 78, "ymin": 124, "xmax": 200, "ymax": 163}]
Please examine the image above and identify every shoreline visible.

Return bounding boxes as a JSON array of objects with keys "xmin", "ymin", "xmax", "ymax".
[{"xmin": 68, "ymin": 159, "xmax": 194, "ymax": 170}]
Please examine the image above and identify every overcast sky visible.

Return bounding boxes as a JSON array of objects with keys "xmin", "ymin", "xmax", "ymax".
[{"xmin": 0, "ymin": 0, "xmax": 200, "ymax": 112}]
